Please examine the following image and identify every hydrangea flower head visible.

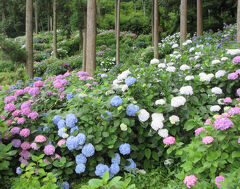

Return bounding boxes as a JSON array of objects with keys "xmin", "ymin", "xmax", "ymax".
[
  {"xmin": 44, "ymin": 144, "xmax": 55, "ymax": 155},
  {"xmin": 125, "ymin": 76, "xmax": 136, "ymax": 86},
  {"xmin": 202, "ymin": 136, "xmax": 214, "ymax": 144},
  {"xmin": 110, "ymin": 96, "xmax": 123, "ymax": 106},
  {"xmin": 95, "ymin": 164, "xmax": 109, "ymax": 178},
  {"xmin": 119, "ymin": 143, "xmax": 131, "ymax": 155},
  {"xmin": 17, "ymin": 118, "xmax": 26, "ymax": 125},
  {"xmin": 126, "ymin": 104, "xmax": 139, "ymax": 116},
  {"xmin": 53, "ymin": 115, "xmax": 61, "ymax": 125},
  {"xmin": 232, "ymin": 56, "xmax": 240, "ymax": 63},
  {"xmin": 16, "ymin": 167, "xmax": 21, "ymax": 175},
  {"xmin": 163, "ymin": 136, "xmax": 176, "ymax": 145},
  {"xmin": 75, "ymin": 164, "xmax": 86, "ymax": 174},
  {"xmin": 184, "ymin": 175, "xmax": 198, "ymax": 188},
  {"xmin": 28, "ymin": 87, "xmax": 40, "ymax": 96},
  {"xmin": 4, "ymin": 96, "xmax": 17, "ymax": 103},
  {"xmin": 111, "ymin": 153, "xmax": 121, "ymax": 164},
  {"xmin": 57, "ymin": 119, "xmax": 66, "ymax": 129},
  {"xmin": 138, "ymin": 109, "xmax": 150, "ymax": 122},
  {"xmin": 195, "ymin": 127, "xmax": 207, "ymax": 135},
  {"xmin": 76, "ymin": 133, "xmax": 86, "ymax": 145},
  {"xmin": 110, "ymin": 163, "xmax": 120, "ymax": 175},
  {"xmin": 171, "ymin": 96, "xmax": 186, "ymax": 107},
  {"xmin": 33, "ymin": 80, "xmax": 44, "ymax": 87},
  {"xmin": 101, "ymin": 111, "xmax": 112, "ymax": 121},
  {"xmin": 57, "ymin": 139, "xmax": 66, "ymax": 147},
  {"xmin": 228, "ymin": 72, "xmax": 238, "ymax": 80},
  {"xmin": 76, "ymin": 154, "xmax": 87, "ymax": 164},
  {"xmin": 124, "ymin": 159, "xmax": 136, "ymax": 172},
  {"xmin": 82, "ymin": 143, "xmax": 95, "ymax": 157},
  {"xmin": 66, "ymin": 114, "xmax": 78, "ymax": 128},
  {"xmin": 215, "ymin": 176, "xmax": 225, "ymax": 189},
  {"xmin": 213, "ymin": 118, "xmax": 233, "ymax": 130},
  {"xmin": 34, "ymin": 135, "xmax": 47, "ymax": 143},
  {"xmin": 21, "ymin": 141, "xmax": 31, "ymax": 150},
  {"xmin": 28, "ymin": 111, "xmax": 39, "ymax": 120},
  {"xmin": 10, "ymin": 127, "xmax": 21, "ymax": 135},
  {"xmin": 12, "ymin": 139, "xmax": 21, "ymax": 148},
  {"xmin": 179, "ymin": 86, "xmax": 193, "ymax": 95},
  {"xmin": 19, "ymin": 128, "xmax": 30, "ymax": 138},
  {"xmin": 59, "ymin": 181, "xmax": 70, "ymax": 189},
  {"xmin": 4, "ymin": 103, "xmax": 16, "ymax": 112}
]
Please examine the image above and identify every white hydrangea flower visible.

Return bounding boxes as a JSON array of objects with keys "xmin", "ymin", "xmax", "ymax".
[
  {"xmin": 150, "ymin": 58, "xmax": 160, "ymax": 65},
  {"xmin": 172, "ymin": 44, "xmax": 179, "ymax": 48},
  {"xmin": 217, "ymin": 98, "xmax": 224, "ymax": 105},
  {"xmin": 101, "ymin": 74, "xmax": 107, "ymax": 78},
  {"xmin": 194, "ymin": 56, "xmax": 200, "ymax": 60},
  {"xmin": 166, "ymin": 66, "xmax": 176, "ymax": 72},
  {"xmin": 224, "ymin": 106, "xmax": 231, "ymax": 112},
  {"xmin": 105, "ymin": 90, "xmax": 115, "ymax": 95},
  {"xmin": 199, "ymin": 72, "xmax": 214, "ymax": 82},
  {"xmin": 152, "ymin": 113, "xmax": 164, "ymax": 121},
  {"xmin": 78, "ymin": 93, "xmax": 88, "ymax": 98},
  {"xmin": 158, "ymin": 63, "xmax": 166, "ymax": 68},
  {"xmin": 221, "ymin": 57, "xmax": 228, "ymax": 61},
  {"xmin": 194, "ymin": 64, "xmax": 201, "ymax": 68},
  {"xmin": 169, "ymin": 115, "xmax": 180, "ymax": 124},
  {"xmin": 155, "ymin": 99, "xmax": 166, "ymax": 105},
  {"xmin": 226, "ymin": 49, "xmax": 240, "ymax": 55},
  {"xmin": 62, "ymin": 133, "xmax": 69, "ymax": 138},
  {"xmin": 182, "ymin": 40, "xmax": 192, "ymax": 46},
  {"xmin": 158, "ymin": 129, "xmax": 169, "ymax": 138},
  {"xmin": 113, "ymin": 79, "xmax": 121, "ymax": 85},
  {"xmin": 180, "ymin": 64, "xmax": 190, "ymax": 71},
  {"xmin": 195, "ymin": 52, "xmax": 202, "ymax": 56},
  {"xmin": 211, "ymin": 87, "xmax": 222, "ymax": 94},
  {"xmin": 210, "ymin": 105, "xmax": 221, "ymax": 112},
  {"xmin": 189, "ymin": 47, "xmax": 195, "ymax": 52},
  {"xmin": 171, "ymin": 96, "xmax": 186, "ymax": 107},
  {"xmin": 138, "ymin": 109, "xmax": 150, "ymax": 122},
  {"xmin": 164, "ymin": 159, "xmax": 173, "ymax": 165},
  {"xmin": 151, "ymin": 120, "xmax": 164, "ymax": 131},
  {"xmin": 120, "ymin": 123, "xmax": 127, "ymax": 131},
  {"xmin": 215, "ymin": 70, "xmax": 226, "ymax": 78},
  {"xmin": 185, "ymin": 75, "xmax": 194, "ymax": 81},
  {"xmin": 179, "ymin": 86, "xmax": 193, "ymax": 95},
  {"xmin": 212, "ymin": 59, "xmax": 221, "ymax": 65},
  {"xmin": 167, "ymin": 62, "xmax": 174, "ymax": 66},
  {"xmin": 121, "ymin": 85, "xmax": 128, "ymax": 92}
]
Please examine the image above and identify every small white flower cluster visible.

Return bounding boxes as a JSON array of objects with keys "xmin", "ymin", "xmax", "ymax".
[
  {"xmin": 215, "ymin": 70, "xmax": 226, "ymax": 78},
  {"xmin": 189, "ymin": 47, "xmax": 195, "ymax": 52},
  {"xmin": 212, "ymin": 59, "xmax": 221, "ymax": 65},
  {"xmin": 221, "ymin": 57, "xmax": 228, "ymax": 61},
  {"xmin": 210, "ymin": 105, "xmax": 221, "ymax": 112},
  {"xmin": 217, "ymin": 98, "xmax": 224, "ymax": 105},
  {"xmin": 151, "ymin": 113, "xmax": 168, "ymax": 138},
  {"xmin": 180, "ymin": 86, "xmax": 193, "ymax": 95},
  {"xmin": 155, "ymin": 99, "xmax": 166, "ymax": 105},
  {"xmin": 158, "ymin": 63, "xmax": 166, "ymax": 68},
  {"xmin": 171, "ymin": 96, "xmax": 186, "ymax": 107},
  {"xmin": 199, "ymin": 72, "xmax": 214, "ymax": 82},
  {"xmin": 169, "ymin": 115, "xmax": 180, "ymax": 124},
  {"xmin": 182, "ymin": 39, "xmax": 192, "ymax": 46},
  {"xmin": 112, "ymin": 70, "xmax": 131, "ymax": 92},
  {"xmin": 150, "ymin": 58, "xmax": 160, "ymax": 65},
  {"xmin": 211, "ymin": 87, "xmax": 222, "ymax": 95},
  {"xmin": 172, "ymin": 44, "xmax": 179, "ymax": 48},
  {"xmin": 166, "ymin": 66, "xmax": 176, "ymax": 72},
  {"xmin": 180, "ymin": 64, "xmax": 190, "ymax": 71},
  {"xmin": 138, "ymin": 109, "xmax": 150, "ymax": 122},
  {"xmin": 226, "ymin": 49, "xmax": 240, "ymax": 55},
  {"xmin": 185, "ymin": 75, "xmax": 194, "ymax": 81}
]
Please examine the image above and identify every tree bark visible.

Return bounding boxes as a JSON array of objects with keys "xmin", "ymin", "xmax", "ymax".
[
  {"xmin": 53, "ymin": 0, "xmax": 57, "ymax": 58},
  {"xmin": 86, "ymin": 0, "xmax": 96, "ymax": 76},
  {"xmin": 197, "ymin": 0, "xmax": 203, "ymax": 36},
  {"xmin": 142, "ymin": 0, "xmax": 146, "ymax": 17},
  {"xmin": 2, "ymin": 0, "xmax": 6, "ymax": 23},
  {"xmin": 26, "ymin": 0, "xmax": 34, "ymax": 78},
  {"xmin": 115, "ymin": 0, "xmax": 117, "ymax": 34},
  {"xmin": 237, "ymin": 0, "xmax": 240, "ymax": 43},
  {"xmin": 34, "ymin": 0, "xmax": 38, "ymax": 34},
  {"xmin": 180, "ymin": 0, "xmax": 187, "ymax": 46},
  {"xmin": 116, "ymin": 0, "xmax": 120, "ymax": 65},
  {"xmin": 154, "ymin": 0, "xmax": 158, "ymax": 59},
  {"xmin": 82, "ymin": 11, "xmax": 87, "ymax": 72},
  {"xmin": 152, "ymin": 0, "xmax": 154, "ymax": 46},
  {"xmin": 48, "ymin": 0, "xmax": 50, "ymax": 31}
]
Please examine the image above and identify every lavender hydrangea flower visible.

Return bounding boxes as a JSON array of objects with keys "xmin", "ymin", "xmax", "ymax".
[
  {"xmin": 110, "ymin": 163, "xmax": 120, "ymax": 175},
  {"xmin": 119, "ymin": 143, "xmax": 131, "ymax": 155},
  {"xmin": 213, "ymin": 118, "xmax": 234, "ymax": 130},
  {"xmin": 82, "ymin": 143, "xmax": 95, "ymax": 157},
  {"xmin": 53, "ymin": 115, "xmax": 61, "ymax": 125},
  {"xmin": 125, "ymin": 76, "xmax": 136, "ymax": 86},
  {"xmin": 75, "ymin": 164, "xmax": 86, "ymax": 174},
  {"xmin": 66, "ymin": 114, "xmax": 78, "ymax": 128},
  {"xmin": 124, "ymin": 159, "xmax": 136, "ymax": 171},
  {"xmin": 16, "ymin": 167, "xmax": 21, "ymax": 175},
  {"xmin": 75, "ymin": 154, "xmax": 87, "ymax": 164},
  {"xmin": 110, "ymin": 96, "xmax": 123, "ymax": 106},
  {"xmin": 95, "ymin": 164, "xmax": 109, "ymax": 178},
  {"xmin": 76, "ymin": 133, "xmax": 86, "ymax": 145},
  {"xmin": 126, "ymin": 104, "xmax": 139, "ymax": 116},
  {"xmin": 111, "ymin": 153, "xmax": 121, "ymax": 164}
]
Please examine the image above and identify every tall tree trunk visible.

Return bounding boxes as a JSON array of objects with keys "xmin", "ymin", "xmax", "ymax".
[
  {"xmin": 2, "ymin": 0, "xmax": 6, "ymax": 23},
  {"xmin": 238, "ymin": 0, "xmax": 240, "ymax": 43},
  {"xmin": 82, "ymin": 11, "xmax": 87, "ymax": 72},
  {"xmin": 79, "ymin": 27, "xmax": 83, "ymax": 52},
  {"xmin": 180, "ymin": 0, "xmax": 187, "ymax": 46},
  {"xmin": 34, "ymin": 0, "xmax": 38, "ymax": 34},
  {"xmin": 86, "ymin": 0, "xmax": 96, "ymax": 76},
  {"xmin": 152, "ymin": 0, "xmax": 154, "ymax": 46},
  {"xmin": 197, "ymin": 0, "xmax": 203, "ymax": 36},
  {"xmin": 97, "ymin": 0, "xmax": 101, "ymax": 24},
  {"xmin": 115, "ymin": 0, "xmax": 117, "ymax": 33},
  {"xmin": 142, "ymin": 0, "xmax": 146, "ymax": 17},
  {"xmin": 26, "ymin": 0, "xmax": 34, "ymax": 78},
  {"xmin": 48, "ymin": 0, "xmax": 50, "ymax": 31},
  {"xmin": 116, "ymin": 0, "xmax": 120, "ymax": 65},
  {"xmin": 53, "ymin": 0, "xmax": 57, "ymax": 58},
  {"xmin": 154, "ymin": 0, "xmax": 158, "ymax": 59}
]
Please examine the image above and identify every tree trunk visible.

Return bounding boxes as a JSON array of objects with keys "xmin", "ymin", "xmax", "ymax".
[
  {"xmin": 2, "ymin": 0, "xmax": 6, "ymax": 23},
  {"xmin": 142, "ymin": 0, "xmax": 146, "ymax": 17},
  {"xmin": 79, "ymin": 27, "xmax": 83, "ymax": 52},
  {"xmin": 154, "ymin": 0, "xmax": 158, "ymax": 59},
  {"xmin": 86, "ymin": 0, "xmax": 96, "ymax": 76},
  {"xmin": 197, "ymin": 0, "xmax": 203, "ymax": 36},
  {"xmin": 115, "ymin": 0, "xmax": 117, "ymax": 33},
  {"xmin": 48, "ymin": 0, "xmax": 50, "ymax": 31},
  {"xmin": 180, "ymin": 0, "xmax": 187, "ymax": 46},
  {"xmin": 26, "ymin": 0, "xmax": 34, "ymax": 78},
  {"xmin": 116, "ymin": 0, "xmax": 120, "ymax": 65},
  {"xmin": 97, "ymin": 0, "xmax": 101, "ymax": 24},
  {"xmin": 82, "ymin": 11, "xmax": 87, "ymax": 72},
  {"xmin": 237, "ymin": 0, "xmax": 240, "ymax": 43},
  {"xmin": 34, "ymin": 0, "xmax": 38, "ymax": 34},
  {"xmin": 152, "ymin": 0, "xmax": 154, "ymax": 46},
  {"xmin": 53, "ymin": 0, "xmax": 57, "ymax": 58}
]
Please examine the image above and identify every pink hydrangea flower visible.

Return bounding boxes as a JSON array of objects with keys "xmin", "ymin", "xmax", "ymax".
[
  {"xmin": 7, "ymin": 119, "xmax": 13, "ymax": 125},
  {"xmin": 54, "ymin": 82, "xmax": 62, "ymax": 88},
  {"xmin": 235, "ymin": 69, "xmax": 240, "ymax": 75},
  {"xmin": 24, "ymin": 86, "xmax": 31, "ymax": 93},
  {"xmin": 224, "ymin": 97, "xmax": 232, "ymax": 103},
  {"xmin": 195, "ymin": 127, "xmax": 207, "ymax": 135},
  {"xmin": 238, "ymin": 137, "xmax": 240, "ymax": 144},
  {"xmin": 17, "ymin": 117, "xmax": 26, "ymax": 125},
  {"xmin": 21, "ymin": 141, "xmax": 31, "ymax": 150},
  {"xmin": 86, "ymin": 83, "xmax": 91, "ymax": 87},
  {"xmin": 215, "ymin": 176, "xmax": 225, "ymax": 189},
  {"xmin": 21, "ymin": 101, "xmax": 31, "ymax": 109},
  {"xmin": 232, "ymin": 56, "xmax": 240, "ymax": 63},
  {"xmin": 228, "ymin": 107, "xmax": 240, "ymax": 116},
  {"xmin": 14, "ymin": 117, "xmax": 19, "ymax": 121},
  {"xmin": 14, "ymin": 89, "xmax": 25, "ymax": 97},
  {"xmin": 204, "ymin": 118, "xmax": 211, "ymax": 125},
  {"xmin": 12, "ymin": 110, "xmax": 21, "ymax": 117},
  {"xmin": 19, "ymin": 157, "xmax": 29, "ymax": 166},
  {"xmin": 79, "ymin": 76, "xmax": 87, "ymax": 81},
  {"xmin": 33, "ymin": 80, "xmax": 44, "ymax": 87},
  {"xmin": 93, "ymin": 82, "xmax": 98, "ymax": 85},
  {"xmin": 47, "ymin": 91, "xmax": 54, "ymax": 96},
  {"xmin": 228, "ymin": 72, "xmax": 238, "ymax": 80},
  {"xmin": 58, "ymin": 87, "xmax": 65, "ymax": 92},
  {"xmin": 31, "ymin": 142, "xmax": 40, "ymax": 150},
  {"xmin": 43, "ymin": 159, "xmax": 51, "ymax": 165},
  {"xmin": 202, "ymin": 136, "xmax": 214, "ymax": 144},
  {"xmin": 63, "ymin": 71, "xmax": 71, "ymax": 77},
  {"xmin": 60, "ymin": 93, "xmax": 66, "ymax": 100},
  {"xmin": 19, "ymin": 128, "xmax": 31, "ymax": 138},
  {"xmin": 77, "ymin": 71, "xmax": 89, "ymax": 76},
  {"xmin": 51, "ymin": 153, "xmax": 61, "ymax": 160},
  {"xmin": 4, "ymin": 96, "xmax": 17, "ymax": 103},
  {"xmin": 12, "ymin": 139, "xmax": 21, "ymax": 148},
  {"xmin": 55, "ymin": 75, "xmax": 64, "ymax": 80},
  {"xmin": 44, "ymin": 144, "xmax": 55, "ymax": 155},
  {"xmin": 28, "ymin": 111, "xmax": 39, "ymax": 120},
  {"xmin": 10, "ymin": 127, "xmax": 21, "ymax": 135},
  {"xmin": 21, "ymin": 107, "xmax": 31, "ymax": 116},
  {"xmin": 163, "ymin": 136, "xmax": 176, "ymax": 145},
  {"xmin": 57, "ymin": 139, "xmax": 66, "ymax": 147},
  {"xmin": 28, "ymin": 87, "xmax": 40, "ymax": 96},
  {"xmin": 4, "ymin": 103, "xmax": 16, "ymax": 112},
  {"xmin": 213, "ymin": 117, "xmax": 234, "ymax": 130},
  {"xmin": 237, "ymin": 88, "xmax": 240, "ymax": 96},
  {"xmin": 184, "ymin": 175, "xmax": 198, "ymax": 189},
  {"xmin": 34, "ymin": 135, "xmax": 47, "ymax": 143},
  {"xmin": 0, "ymin": 115, "xmax": 5, "ymax": 120}
]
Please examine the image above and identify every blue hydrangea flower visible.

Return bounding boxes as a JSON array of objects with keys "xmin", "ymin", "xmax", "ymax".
[
  {"xmin": 70, "ymin": 126, "xmax": 79, "ymax": 133},
  {"xmin": 95, "ymin": 164, "xmax": 109, "ymax": 178},
  {"xmin": 58, "ymin": 128, "xmax": 65, "ymax": 138},
  {"xmin": 67, "ymin": 93, "xmax": 73, "ymax": 100},
  {"xmin": 75, "ymin": 164, "xmax": 86, "ymax": 174},
  {"xmin": 59, "ymin": 181, "xmax": 69, "ymax": 189},
  {"xmin": 76, "ymin": 133, "xmax": 86, "ymax": 145},
  {"xmin": 16, "ymin": 167, "xmax": 21, "ymax": 175},
  {"xmin": 82, "ymin": 143, "xmax": 95, "ymax": 157},
  {"xmin": 101, "ymin": 111, "xmax": 112, "ymax": 121},
  {"xmin": 119, "ymin": 143, "xmax": 131, "ymax": 155},
  {"xmin": 76, "ymin": 153, "xmax": 87, "ymax": 164},
  {"xmin": 66, "ymin": 136, "xmax": 78, "ymax": 150},
  {"xmin": 66, "ymin": 114, "xmax": 78, "ymax": 128},
  {"xmin": 53, "ymin": 115, "xmax": 61, "ymax": 125},
  {"xmin": 110, "ymin": 96, "xmax": 123, "ymax": 107},
  {"xmin": 111, "ymin": 153, "xmax": 121, "ymax": 164},
  {"xmin": 125, "ymin": 76, "xmax": 136, "ymax": 86},
  {"xmin": 126, "ymin": 104, "xmax": 139, "ymax": 116},
  {"xmin": 43, "ymin": 126, "xmax": 49, "ymax": 132},
  {"xmin": 37, "ymin": 126, "xmax": 43, "ymax": 132},
  {"xmin": 124, "ymin": 159, "xmax": 136, "ymax": 172},
  {"xmin": 57, "ymin": 119, "xmax": 66, "ymax": 129},
  {"xmin": 110, "ymin": 163, "xmax": 120, "ymax": 175}
]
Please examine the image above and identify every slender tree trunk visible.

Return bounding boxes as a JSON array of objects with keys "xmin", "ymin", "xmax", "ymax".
[
  {"xmin": 180, "ymin": 0, "xmax": 187, "ymax": 46},
  {"xmin": 152, "ymin": 0, "xmax": 154, "ymax": 46},
  {"xmin": 97, "ymin": 0, "xmax": 101, "ymax": 24},
  {"xmin": 154, "ymin": 0, "xmax": 158, "ymax": 59},
  {"xmin": 197, "ymin": 0, "xmax": 203, "ymax": 36},
  {"xmin": 26, "ymin": 0, "xmax": 34, "ymax": 78},
  {"xmin": 116, "ymin": 0, "xmax": 120, "ymax": 65},
  {"xmin": 48, "ymin": 0, "xmax": 50, "ymax": 31},
  {"xmin": 34, "ymin": 0, "xmax": 38, "ymax": 34},
  {"xmin": 237, "ymin": 0, "xmax": 240, "ymax": 43},
  {"xmin": 53, "ymin": 0, "xmax": 57, "ymax": 58},
  {"xmin": 142, "ymin": 0, "xmax": 146, "ymax": 17},
  {"xmin": 86, "ymin": 0, "xmax": 96, "ymax": 76},
  {"xmin": 2, "ymin": 0, "xmax": 6, "ymax": 22},
  {"xmin": 79, "ymin": 27, "xmax": 83, "ymax": 52},
  {"xmin": 115, "ymin": 0, "xmax": 117, "ymax": 33},
  {"xmin": 82, "ymin": 11, "xmax": 87, "ymax": 72}
]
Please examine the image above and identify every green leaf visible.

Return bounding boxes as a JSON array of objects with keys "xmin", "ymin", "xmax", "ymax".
[
  {"xmin": 144, "ymin": 148, "xmax": 151, "ymax": 159},
  {"xmin": 232, "ymin": 151, "xmax": 240, "ymax": 159},
  {"xmin": 102, "ymin": 170, "xmax": 109, "ymax": 185},
  {"xmin": 88, "ymin": 179, "xmax": 103, "ymax": 189},
  {"xmin": 102, "ymin": 132, "xmax": 109, "ymax": 137},
  {"xmin": 184, "ymin": 119, "xmax": 196, "ymax": 131},
  {"xmin": 95, "ymin": 144, "xmax": 103, "ymax": 151},
  {"xmin": 152, "ymin": 151, "xmax": 159, "ymax": 161}
]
